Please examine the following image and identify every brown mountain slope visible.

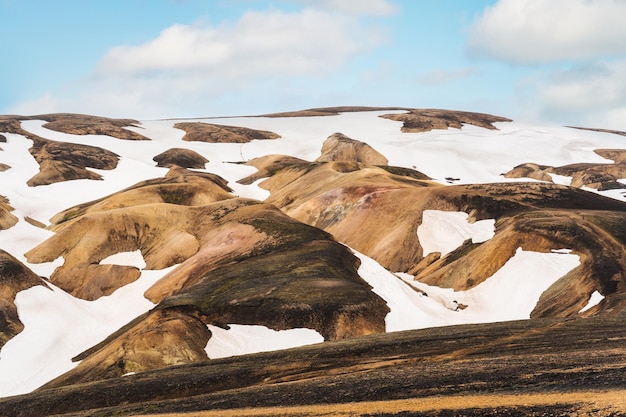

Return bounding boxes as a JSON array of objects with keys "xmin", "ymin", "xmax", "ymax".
[
  {"xmin": 236, "ymin": 136, "xmax": 626, "ymax": 318},
  {"xmin": 24, "ymin": 168, "xmax": 388, "ymax": 384},
  {"xmin": 2, "ymin": 317, "xmax": 625, "ymax": 417},
  {"xmin": 0, "ymin": 250, "xmax": 48, "ymax": 349},
  {"xmin": 35, "ymin": 200, "xmax": 387, "ymax": 387}
]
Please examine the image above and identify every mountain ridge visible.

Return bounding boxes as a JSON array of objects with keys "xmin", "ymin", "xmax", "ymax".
[{"xmin": 0, "ymin": 107, "xmax": 625, "ymax": 414}]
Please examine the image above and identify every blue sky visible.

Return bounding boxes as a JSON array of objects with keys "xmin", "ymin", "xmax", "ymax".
[{"xmin": 2, "ymin": 0, "xmax": 626, "ymax": 129}]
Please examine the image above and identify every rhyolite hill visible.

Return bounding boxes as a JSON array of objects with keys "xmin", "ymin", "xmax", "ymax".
[{"xmin": 0, "ymin": 107, "xmax": 625, "ymax": 416}]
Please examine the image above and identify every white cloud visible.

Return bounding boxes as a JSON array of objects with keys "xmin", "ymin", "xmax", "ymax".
[
  {"xmin": 96, "ymin": 9, "xmax": 383, "ymax": 78},
  {"xmin": 12, "ymin": 7, "xmax": 388, "ymax": 118},
  {"xmin": 517, "ymin": 59, "xmax": 626, "ymax": 130},
  {"xmin": 285, "ymin": 0, "xmax": 398, "ymax": 16},
  {"xmin": 468, "ymin": 0, "xmax": 626, "ymax": 64}
]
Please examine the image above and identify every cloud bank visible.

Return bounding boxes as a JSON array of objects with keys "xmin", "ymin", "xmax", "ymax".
[
  {"xmin": 13, "ymin": 5, "xmax": 388, "ymax": 118},
  {"xmin": 468, "ymin": 0, "xmax": 626, "ymax": 64}
]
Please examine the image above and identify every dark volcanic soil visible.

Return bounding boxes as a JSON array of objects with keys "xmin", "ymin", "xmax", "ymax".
[{"xmin": 0, "ymin": 317, "xmax": 624, "ymax": 416}]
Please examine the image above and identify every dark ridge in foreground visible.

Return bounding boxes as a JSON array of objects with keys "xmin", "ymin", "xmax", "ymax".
[{"xmin": 1, "ymin": 317, "xmax": 624, "ymax": 416}]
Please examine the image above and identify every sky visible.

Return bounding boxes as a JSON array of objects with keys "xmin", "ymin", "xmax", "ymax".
[{"xmin": 2, "ymin": 0, "xmax": 626, "ymax": 129}]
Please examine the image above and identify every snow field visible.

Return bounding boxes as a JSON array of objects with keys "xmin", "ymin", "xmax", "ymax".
[{"xmin": 0, "ymin": 110, "xmax": 618, "ymax": 397}]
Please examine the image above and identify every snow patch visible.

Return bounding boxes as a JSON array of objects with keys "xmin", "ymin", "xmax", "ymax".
[
  {"xmin": 548, "ymin": 173, "xmax": 573, "ymax": 186},
  {"xmin": 417, "ymin": 210, "xmax": 495, "ymax": 256},
  {"xmin": 580, "ymin": 290, "xmax": 604, "ymax": 313},
  {"xmin": 205, "ymin": 324, "xmax": 323, "ymax": 359},
  {"xmin": 0, "ymin": 265, "xmax": 176, "ymax": 396},
  {"xmin": 100, "ymin": 250, "xmax": 146, "ymax": 269},
  {"xmin": 404, "ymin": 248, "xmax": 580, "ymax": 323}
]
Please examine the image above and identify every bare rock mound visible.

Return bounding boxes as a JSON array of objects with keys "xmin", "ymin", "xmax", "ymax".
[
  {"xmin": 0, "ymin": 196, "xmax": 18, "ymax": 230},
  {"xmin": 0, "ymin": 250, "xmax": 48, "ymax": 349},
  {"xmin": 36, "ymin": 198, "xmax": 387, "ymax": 386},
  {"xmin": 504, "ymin": 149, "xmax": 626, "ymax": 191},
  {"xmin": 49, "ymin": 167, "xmax": 233, "ymax": 227},
  {"xmin": 316, "ymin": 132, "xmax": 389, "ymax": 165},
  {"xmin": 28, "ymin": 170, "xmax": 235, "ymax": 299},
  {"xmin": 380, "ymin": 108, "xmax": 511, "ymax": 132},
  {"xmin": 240, "ymin": 143, "xmax": 626, "ymax": 319},
  {"xmin": 27, "ymin": 136, "xmax": 119, "ymax": 186},
  {"xmin": 174, "ymin": 122, "xmax": 280, "ymax": 143},
  {"xmin": 153, "ymin": 147, "xmax": 209, "ymax": 168},
  {"xmin": 32, "ymin": 113, "xmax": 150, "ymax": 141}
]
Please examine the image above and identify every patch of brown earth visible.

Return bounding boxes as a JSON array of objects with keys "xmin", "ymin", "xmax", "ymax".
[
  {"xmin": 504, "ymin": 148, "xmax": 626, "ymax": 191},
  {"xmin": 0, "ymin": 116, "xmax": 121, "ymax": 186},
  {"xmin": 27, "ymin": 136, "xmax": 119, "ymax": 186},
  {"xmin": 0, "ymin": 196, "xmax": 18, "ymax": 230},
  {"xmin": 380, "ymin": 108, "xmax": 511, "ymax": 132},
  {"xmin": 137, "ymin": 391, "xmax": 626, "ymax": 417},
  {"xmin": 32, "ymin": 113, "xmax": 150, "ymax": 141},
  {"xmin": 0, "ymin": 250, "xmax": 48, "ymax": 349},
  {"xmin": 153, "ymin": 148, "xmax": 209, "ymax": 168},
  {"xmin": 315, "ymin": 132, "xmax": 388, "ymax": 165},
  {"xmin": 174, "ymin": 122, "xmax": 280, "ymax": 143}
]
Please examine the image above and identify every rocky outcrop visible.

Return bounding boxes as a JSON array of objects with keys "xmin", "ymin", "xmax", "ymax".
[
  {"xmin": 0, "ymin": 196, "xmax": 18, "ymax": 230},
  {"xmin": 25, "ymin": 169, "xmax": 388, "ymax": 382},
  {"xmin": 174, "ymin": 122, "xmax": 280, "ymax": 143},
  {"xmin": 238, "ymin": 137, "xmax": 626, "ymax": 319},
  {"xmin": 33, "ymin": 113, "xmax": 150, "ymax": 141},
  {"xmin": 153, "ymin": 148, "xmax": 209, "ymax": 168},
  {"xmin": 28, "ymin": 169, "xmax": 236, "ymax": 299},
  {"xmin": 27, "ymin": 136, "xmax": 120, "ymax": 186},
  {"xmin": 48, "ymin": 167, "xmax": 233, "ymax": 227},
  {"xmin": 380, "ymin": 109, "xmax": 511, "ymax": 132},
  {"xmin": 44, "ymin": 308, "xmax": 211, "ymax": 387},
  {"xmin": 504, "ymin": 149, "xmax": 626, "ymax": 191},
  {"xmin": 0, "ymin": 250, "xmax": 48, "ymax": 349},
  {"xmin": 262, "ymin": 107, "xmax": 512, "ymax": 132},
  {"xmin": 316, "ymin": 133, "xmax": 389, "ymax": 165}
]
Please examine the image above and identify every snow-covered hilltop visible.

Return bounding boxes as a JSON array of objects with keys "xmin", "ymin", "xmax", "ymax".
[{"xmin": 1, "ymin": 107, "xmax": 625, "ymax": 398}]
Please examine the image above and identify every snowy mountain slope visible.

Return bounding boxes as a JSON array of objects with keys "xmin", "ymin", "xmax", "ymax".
[{"xmin": 0, "ymin": 108, "xmax": 625, "ymax": 397}]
